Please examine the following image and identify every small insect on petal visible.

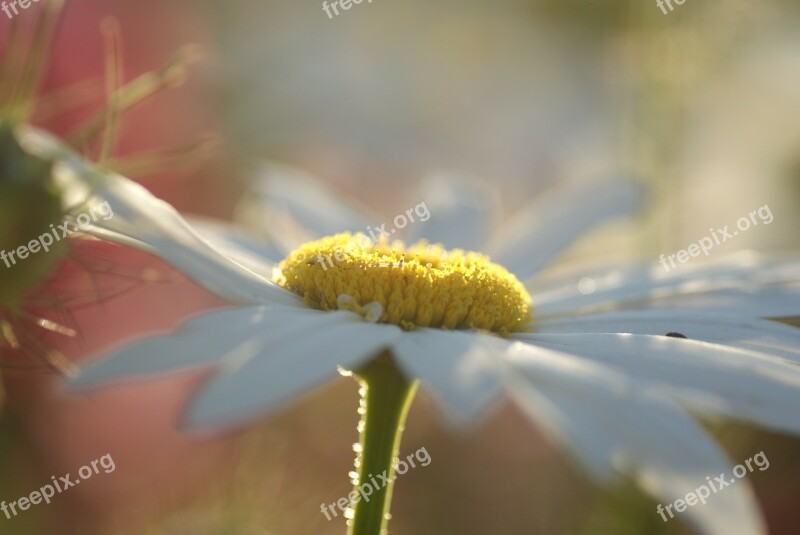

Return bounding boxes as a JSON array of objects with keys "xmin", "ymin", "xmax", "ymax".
[{"xmin": 665, "ymin": 332, "xmax": 688, "ymax": 339}]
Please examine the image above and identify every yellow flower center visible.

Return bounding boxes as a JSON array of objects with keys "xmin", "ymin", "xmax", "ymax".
[{"xmin": 275, "ymin": 233, "xmax": 532, "ymax": 334}]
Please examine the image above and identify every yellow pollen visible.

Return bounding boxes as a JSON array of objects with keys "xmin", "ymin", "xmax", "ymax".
[{"xmin": 275, "ymin": 233, "xmax": 532, "ymax": 334}]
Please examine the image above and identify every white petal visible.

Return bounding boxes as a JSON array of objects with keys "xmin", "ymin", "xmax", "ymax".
[
  {"xmin": 240, "ymin": 162, "xmax": 377, "ymax": 249},
  {"xmin": 534, "ymin": 252, "xmax": 800, "ymax": 318},
  {"xmin": 643, "ymin": 287, "xmax": 800, "ymax": 319},
  {"xmin": 488, "ymin": 179, "xmax": 643, "ymax": 280},
  {"xmin": 187, "ymin": 215, "xmax": 284, "ymax": 275},
  {"xmin": 69, "ymin": 173, "xmax": 297, "ymax": 306},
  {"xmin": 405, "ymin": 172, "xmax": 499, "ymax": 251},
  {"xmin": 20, "ymin": 126, "xmax": 295, "ymax": 305},
  {"xmin": 535, "ymin": 309, "xmax": 800, "ymax": 363},
  {"xmin": 505, "ymin": 343, "xmax": 766, "ymax": 535},
  {"xmin": 69, "ymin": 305, "xmax": 324, "ymax": 388},
  {"xmin": 186, "ymin": 315, "xmax": 402, "ymax": 430},
  {"xmin": 390, "ymin": 329, "xmax": 509, "ymax": 427},
  {"xmin": 515, "ymin": 332, "xmax": 800, "ymax": 436}
]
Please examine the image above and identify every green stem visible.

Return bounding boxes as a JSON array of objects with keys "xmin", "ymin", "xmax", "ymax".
[{"xmin": 348, "ymin": 352, "xmax": 418, "ymax": 535}]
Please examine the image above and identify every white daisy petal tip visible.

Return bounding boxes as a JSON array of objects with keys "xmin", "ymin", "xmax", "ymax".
[
  {"xmin": 244, "ymin": 161, "xmax": 376, "ymax": 243},
  {"xmin": 391, "ymin": 329, "xmax": 511, "ymax": 430},
  {"xmin": 180, "ymin": 317, "xmax": 402, "ymax": 432},
  {"xmin": 505, "ymin": 343, "xmax": 767, "ymax": 535},
  {"xmin": 490, "ymin": 177, "xmax": 645, "ymax": 280},
  {"xmin": 181, "ymin": 394, "xmax": 255, "ymax": 433},
  {"xmin": 407, "ymin": 170, "xmax": 501, "ymax": 251}
]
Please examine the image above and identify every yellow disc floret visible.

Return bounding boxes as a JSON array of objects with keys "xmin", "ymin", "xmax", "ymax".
[{"xmin": 275, "ymin": 233, "xmax": 532, "ymax": 334}]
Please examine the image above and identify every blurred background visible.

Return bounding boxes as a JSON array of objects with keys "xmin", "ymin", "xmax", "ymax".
[{"xmin": 1, "ymin": 0, "xmax": 800, "ymax": 533}]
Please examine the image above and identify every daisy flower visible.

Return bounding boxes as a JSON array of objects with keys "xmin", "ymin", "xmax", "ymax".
[{"xmin": 49, "ymin": 147, "xmax": 800, "ymax": 534}]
